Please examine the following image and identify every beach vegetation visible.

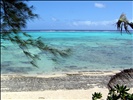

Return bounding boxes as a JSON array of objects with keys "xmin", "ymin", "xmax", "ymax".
[
  {"xmin": 92, "ymin": 68, "xmax": 133, "ymax": 100},
  {"xmin": 116, "ymin": 13, "xmax": 133, "ymax": 34},
  {"xmin": 92, "ymin": 84, "xmax": 133, "ymax": 100},
  {"xmin": 92, "ymin": 92, "xmax": 102, "ymax": 100},
  {"xmin": 1, "ymin": 0, "xmax": 71, "ymax": 67}
]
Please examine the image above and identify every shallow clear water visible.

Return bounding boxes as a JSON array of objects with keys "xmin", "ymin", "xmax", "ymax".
[{"xmin": 1, "ymin": 31, "xmax": 133, "ymax": 75}]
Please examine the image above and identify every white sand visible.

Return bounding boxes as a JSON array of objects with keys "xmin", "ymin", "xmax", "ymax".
[
  {"xmin": 1, "ymin": 87, "xmax": 133, "ymax": 100},
  {"xmin": 1, "ymin": 87, "xmax": 108, "ymax": 100}
]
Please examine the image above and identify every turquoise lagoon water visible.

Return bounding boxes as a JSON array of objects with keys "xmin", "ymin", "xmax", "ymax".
[{"xmin": 1, "ymin": 31, "xmax": 133, "ymax": 74}]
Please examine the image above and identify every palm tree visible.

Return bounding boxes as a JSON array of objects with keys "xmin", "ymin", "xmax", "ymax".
[
  {"xmin": 106, "ymin": 14, "xmax": 133, "ymax": 99},
  {"xmin": 1, "ymin": 0, "xmax": 71, "ymax": 67},
  {"xmin": 116, "ymin": 13, "xmax": 133, "ymax": 34},
  {"xmin": 108, "ymin": 13, "xmax": 133, "ymax": 89}
]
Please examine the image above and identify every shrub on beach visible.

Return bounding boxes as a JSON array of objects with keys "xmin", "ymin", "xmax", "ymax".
[
  {"xmin": 92, "ymin": 68, "xmax": 133, "ymax": 100},
  {"xmin": 92, "ymin": 84, "xmax": 133, "ymax": 100}
]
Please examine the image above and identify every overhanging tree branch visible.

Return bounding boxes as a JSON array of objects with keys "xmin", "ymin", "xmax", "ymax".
[{"xmin": 1, "ymin": 0, "xmax": 71, "ymax": 67}]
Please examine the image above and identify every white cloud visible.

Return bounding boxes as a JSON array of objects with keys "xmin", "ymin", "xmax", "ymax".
[
  {"xmin": 72, "ymin": 20, "xmax": 117, "ymax": 26},
  {"xmin": 73, "ymin": 21, "xmax": 97, "ymax": 26},
  {"xmin": 94, "ymin": 3, "xmax": 105, "ymax": 8},
  {"xmin": 51, "ymin": 17, "xmax": 58, "ymax": 22}
]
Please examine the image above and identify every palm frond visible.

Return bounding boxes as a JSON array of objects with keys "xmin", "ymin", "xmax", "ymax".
[
  {"xmin": 124, "ymin": 22, "xmax": 130, "ymax": 34},
  {"xmin": 116, "ymin": 20, "xmax": 122, "ymax": 31},
  {"xmin": 128, "ymin": 22, "xmax": 133, "ymax": 29},
  {"xmin": 108, "ymin": 68, "xmax": 133, "ymax": 89},
  {"xmin": 119, "ymin": 13, "xmax": 128, "ymax": 23}
]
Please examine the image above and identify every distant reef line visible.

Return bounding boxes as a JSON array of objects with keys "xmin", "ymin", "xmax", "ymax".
[
  {"xmin": 22, "ymin": 30, "xmax": 120, "ymax": 31},
  {"xmin": 21, "ymin": 30, "xmax": 133, "ymax": 32}
]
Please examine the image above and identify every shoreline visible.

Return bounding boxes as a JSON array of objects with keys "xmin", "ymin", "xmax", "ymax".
[
  {"xmin": 1, "ymin": 71, "xmax": 126, "ymax": 92},
  {"xmin": 1, "ymin": 71, "xmax": 116, "ymax": 92},
  {"xmin": 1, "ymin": 70, "xmax": 120, "ymax": 78}
]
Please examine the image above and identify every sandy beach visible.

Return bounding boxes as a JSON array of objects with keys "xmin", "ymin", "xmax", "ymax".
[
  {"xmin": 1, "ymin": 71, "xmax": 133, "ymax": 100},
  {"xmin": 1, "ymin": 88, "xmax": 133, "ymax": 100},
  {"xmin": 1, "ymin": 87, "xmax": 109, "ymax": 100}
]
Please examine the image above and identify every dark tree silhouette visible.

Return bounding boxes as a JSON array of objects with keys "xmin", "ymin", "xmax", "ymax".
[
  {"xmin": 1, "ymin": 0, "xmax": 71, "ymax": 67},
  {"xmin": 116, "ymin": 13, "xmax": 133, "ymax": 34}
]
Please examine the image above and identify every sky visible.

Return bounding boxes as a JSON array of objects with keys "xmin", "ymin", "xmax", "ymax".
[{"xmin": 25, "ymin": 1, "xmax": 133, "ymax": 30}]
